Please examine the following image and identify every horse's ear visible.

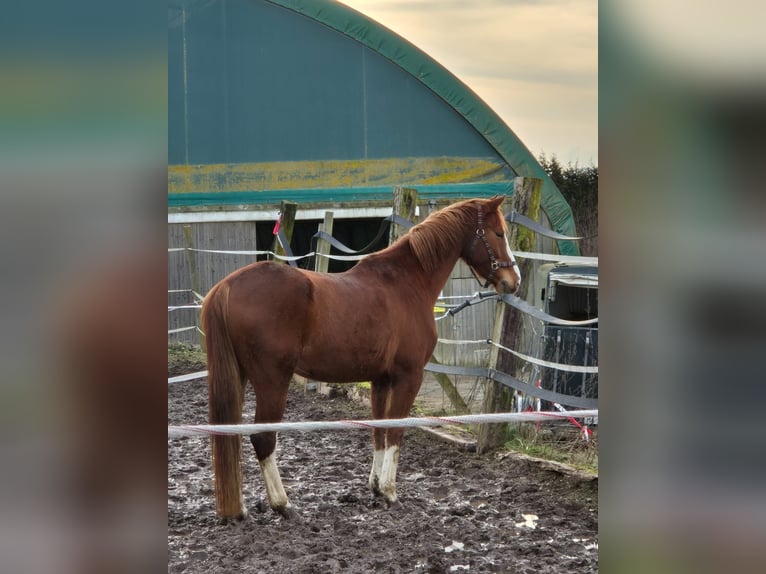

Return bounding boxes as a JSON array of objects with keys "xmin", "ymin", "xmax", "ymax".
[{"xmin": 486, "ymin": 194, "xmax": 506, "ymax": 210}]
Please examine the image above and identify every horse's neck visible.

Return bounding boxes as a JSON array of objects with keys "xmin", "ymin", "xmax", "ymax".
[
  {"xmin": 375, "ymin": 237, "xmax": 462, "ymax": 302},
  {"xmin": 421, "ymin": 244, "xmax": 462, "ymax": 300}
]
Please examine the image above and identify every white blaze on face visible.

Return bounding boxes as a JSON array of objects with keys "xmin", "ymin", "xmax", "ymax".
[{"xmin": 505, "ymin": 234, "xmax": 522, "ymax": 285}]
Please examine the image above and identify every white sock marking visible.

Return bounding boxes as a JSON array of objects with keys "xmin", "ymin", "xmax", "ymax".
[
  {"xmin": 369, "ymin": 448, "xmax": 384, "ymax": 489},
  {"xmin": 259, "ymin": 452, "xmax": 289, "ymax": 510},
  {"xmin": 378, "ymin": 445, "xmax": 400, "ymax": 501}
]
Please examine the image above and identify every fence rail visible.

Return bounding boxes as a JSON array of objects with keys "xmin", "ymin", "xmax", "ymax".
[{"xmin": 168, "ymin": 409, "xmax": 598, "ymax": 439}]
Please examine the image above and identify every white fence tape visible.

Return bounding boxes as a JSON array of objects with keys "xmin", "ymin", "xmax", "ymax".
[
  {"xmin": 170, "ymin": 247, "xmax": 368, "ymax": 262},
  {"xmin": 488, "ymin": 340, "xmax": 598, "ymax": 374},
  {"xmin": 168, "ymin": 326, "xmax": 198, "ymax": 335},
  {"xmin": 514, "ymin": 250, "xmax": 598, "ymax": 265},
  {"xmin": 167, "ymin": 409, "xmax": 598, "ymax": 438},
  {"xmin": 168, "ymin": 370, "xmax": 208, "ymax": 384},
  {"xmin": 169, "ymin": 246, "xmax": 597, "ymax": 266},
  {"xmin": 436, "ymin": 338, "xmax": 598, "ymax": 374},
  {"xmin": 169, "ymin": 305, "xmax": 202, "ymax": 311}
]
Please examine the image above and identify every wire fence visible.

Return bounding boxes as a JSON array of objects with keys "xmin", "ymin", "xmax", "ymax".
[{"xmin": 168, "ymin": 214, "xmax": 598, "ymax": 432}]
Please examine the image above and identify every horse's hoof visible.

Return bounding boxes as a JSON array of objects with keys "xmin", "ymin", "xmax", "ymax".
[
  {"xmin": 255, "ymin": 498, "xmax": 270, "ymax": 514},
  {"xmin": 386, "ymin": 498, "xmax": 402, "ymax": 510},
  {"xmin": 218, "ymin": 509, "xmax": 248, "ymax": 525},
  {"xmin": 380, "ymin": 487, "xmax": 400, "ymax": 508},
  {"xmin": 275, "ymin": 505, "xmax": 301, "ymax": 521}
]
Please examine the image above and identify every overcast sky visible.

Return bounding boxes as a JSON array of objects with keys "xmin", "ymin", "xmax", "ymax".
[{"xmin": 341, "ymin": 0, "xmax": 598, "ymax": 167}]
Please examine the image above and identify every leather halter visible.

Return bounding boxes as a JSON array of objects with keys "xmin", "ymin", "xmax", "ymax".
[{"xmin": 468, "ymin": 204, "xmax": 515, "ymax": 288}]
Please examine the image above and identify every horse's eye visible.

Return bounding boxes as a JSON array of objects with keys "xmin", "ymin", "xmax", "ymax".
[{"xmin": 494, "ymin": 231, "xmax": 504, "ymax": 238}]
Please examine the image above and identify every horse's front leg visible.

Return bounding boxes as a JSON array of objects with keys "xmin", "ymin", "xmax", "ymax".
[
  {"xmin": 374, "ymin": 371, "xmax": 423, "ymax": 505},
  {"xmin": 369, "ymin": 377, "xmax": 391, "ymax": 497}
]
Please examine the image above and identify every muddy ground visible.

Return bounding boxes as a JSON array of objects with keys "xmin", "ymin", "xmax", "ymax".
[{"xmin": 168, "ymin": 377, "xmax": 598, "ymax": 573}]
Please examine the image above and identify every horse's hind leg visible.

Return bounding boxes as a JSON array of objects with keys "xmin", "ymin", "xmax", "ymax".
[{"xmin": 246, "ymin": 365, "xmax": 296, "ymax": 518}]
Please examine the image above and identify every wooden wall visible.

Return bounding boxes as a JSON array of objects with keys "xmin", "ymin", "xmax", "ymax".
[{"xmin": 168, "ymin": 221, "xmax": 261, "ymax": 345}]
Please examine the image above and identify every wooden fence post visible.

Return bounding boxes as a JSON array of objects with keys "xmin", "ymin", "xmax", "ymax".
[
  {"xmin": 314, "ymin": 211, "xmax": 334, "ymax": 274},
  {"xmin": 308, "ymin": 211, "xmax": 335, "ymax": 393},
  {"xmin": 427, "ymin": 356, "xmax": 471, "ymax": 415},
  {"xmin": 272, "ymin": 200, "xmax": 297, "ymax": 263},
  {"xmin": 182, "ymin": 224, "xmax": 204, "ymax": 349},
  {"xmin": 477, "ymin": 178, "xmax": 543, "ymax": 453},
  {"xmin": 390, "ymin": 186, "xmax": 418, "ymax": 244}
]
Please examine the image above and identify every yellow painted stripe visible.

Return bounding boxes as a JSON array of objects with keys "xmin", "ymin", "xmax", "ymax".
[{"xmin": 168, "ymin": 157, "xmax": 507, "ymax": 193}]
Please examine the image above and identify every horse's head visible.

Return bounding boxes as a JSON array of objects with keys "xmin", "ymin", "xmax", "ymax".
[{"xmin": 463, "ymin": 195, "xmax": 521, "ymax": 294}]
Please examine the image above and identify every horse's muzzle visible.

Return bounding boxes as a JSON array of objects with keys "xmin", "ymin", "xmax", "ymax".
[{"xmin": 498, "ymin": 278, "xmax": 520, "ymax": 295}]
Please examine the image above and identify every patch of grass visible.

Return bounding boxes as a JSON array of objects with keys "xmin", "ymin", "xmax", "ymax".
[
  {"xmin": 503, "ymin": 422, "xmax": 598, "ymax": 474},
  {"xmin": 168, "ymin": 343, "xmax": 206, "ymax": 376},
  {"xmin": 412, "ymin": 399, "xmax": 597, "ymax": 473}
]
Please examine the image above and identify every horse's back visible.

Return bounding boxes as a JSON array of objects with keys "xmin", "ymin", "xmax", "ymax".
[
  {"xmin": 225, "ymin": 260, "xmax": 313, "ymax": 302},
  {"xmin": 221, "ymin": 261, "xmax": 316, "ymax": 348}
]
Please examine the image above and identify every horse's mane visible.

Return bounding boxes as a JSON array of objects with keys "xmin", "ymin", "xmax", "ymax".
[{"xmin": 407, "ymin": 199, "xmax": 478, "ymax": 273}]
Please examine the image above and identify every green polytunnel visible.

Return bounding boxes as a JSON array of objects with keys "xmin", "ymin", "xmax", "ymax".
[{"xmin": 168, "ymin": 0, "xmax": 578, "ymax": 255}]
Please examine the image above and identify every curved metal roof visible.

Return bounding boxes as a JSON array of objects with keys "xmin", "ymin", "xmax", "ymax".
[
  {"xmin": 264, "ymin": 0, "xmax": 577, "ymax": 255},
  {"xmin": 168, "ymin": 0, "xmax": 578, "ymax": 254}
]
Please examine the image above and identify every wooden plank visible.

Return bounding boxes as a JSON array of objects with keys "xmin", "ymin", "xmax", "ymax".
[
  {"xmin": 314, "ymin": 211, "xmax": 334, "ymax": 274},
  {"xmin": 271, "ymin": 201, "xmax": 297, "ymax": 263},
  {"xmin": 427, "ymin": 356, "xmax": 470, "ymax": 414},
  {"xmin": 390, "ymin": 186, "xmax": 417, "ymax": 244},
  {"xmin": 182, "ymin": 225, "xmax": 204, "ymax": 350}
]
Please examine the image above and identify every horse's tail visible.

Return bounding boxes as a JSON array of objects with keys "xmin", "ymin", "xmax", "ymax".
[{"xmin": 201, "ymin": 281, "xmax": 244, "ymax": 518}]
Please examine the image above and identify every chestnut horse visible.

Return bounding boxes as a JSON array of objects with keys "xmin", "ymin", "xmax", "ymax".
[{"xmin": 201, "ymin": 195, "xmax": 520, "ymax": 519}]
